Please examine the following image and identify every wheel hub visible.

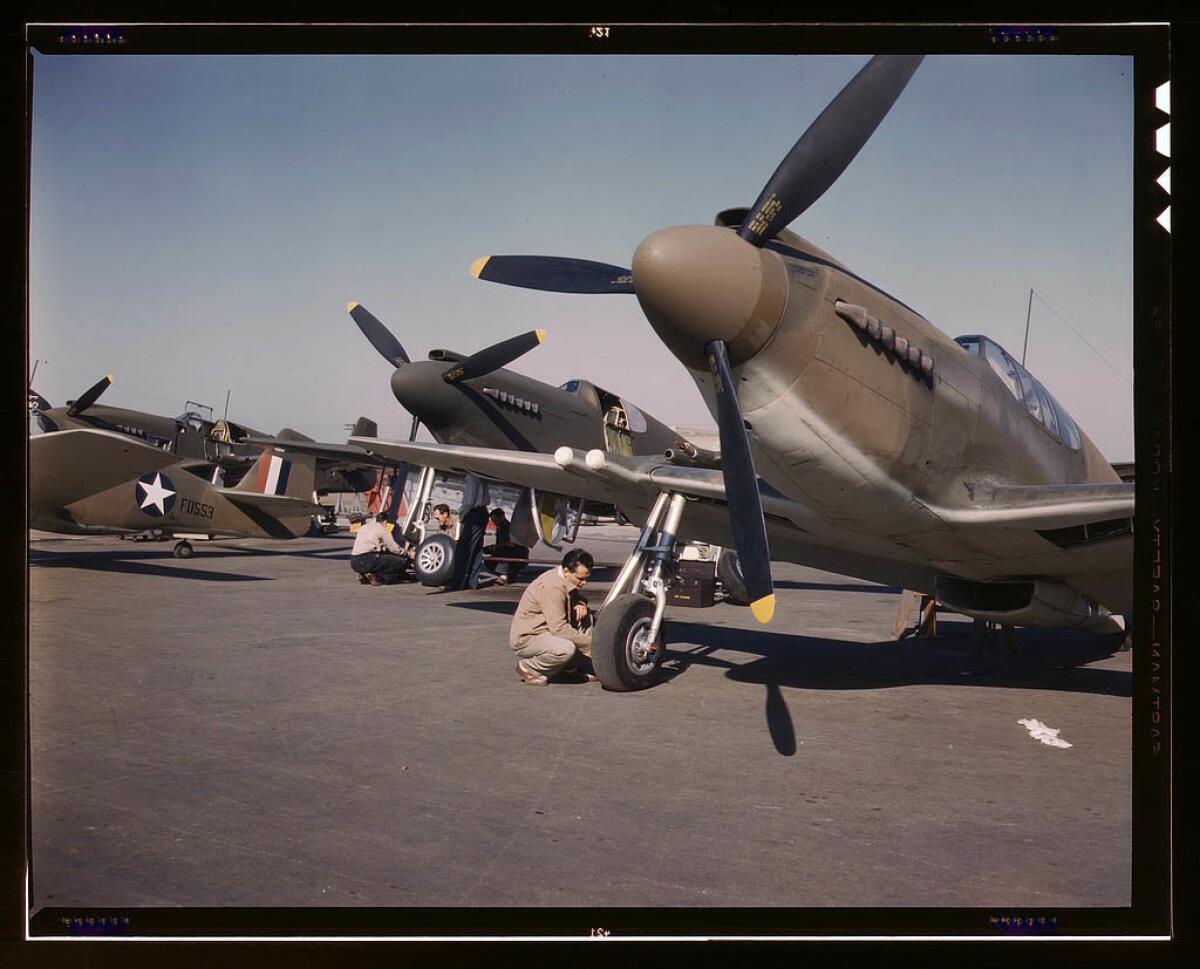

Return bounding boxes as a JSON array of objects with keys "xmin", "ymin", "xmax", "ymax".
[
  {"xmin": 626, "ymin": 617, "xmax": 658, "ymax": 674},
  {"xmin": 418, "ymin": 544, "xmax": 445, "ymax": 571}
]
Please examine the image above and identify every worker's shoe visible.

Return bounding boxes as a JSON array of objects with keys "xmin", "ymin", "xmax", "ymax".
[
  {"xmin": 516, "ymin": 660, "xmax": 548, "ymax": 686},
  {"xmin": 368, "ymin": 574, "xmax": 385, "ymax": 586},
  {"xmin": 358, "ymin": 574, "xmax": 371, "ymax": 585},
  {"xmin": 559, "ymin": 661, "xmax": 600, "ymax": 683}
]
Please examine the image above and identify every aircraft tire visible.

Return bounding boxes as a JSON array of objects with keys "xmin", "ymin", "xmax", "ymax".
[
  {"xmin": 173, "ymin": 541, "xmax": 194, "ymax": 559},
  {"xmin": 414, "ymin": 534, "xmax": 456, "ymax": 586},
  {"xmin": 716, "ymin": 550, "xmax": 750, "ymax": 606},
  {"xmin": 591, "ymin": 594, "xmax": 666, "ymax": 692}
]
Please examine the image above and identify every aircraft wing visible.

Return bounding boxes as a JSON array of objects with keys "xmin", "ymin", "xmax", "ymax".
[
  {"xmin": 31, "ymin": 428, "xmax": 187, "ymax": 491},
  {"xmin": 936, "ymin": 481, "xmax": 1134, "ymax": 531},
  {"xmin": 347, "ymin": 438, "xmax": 694, "ymax": 506},
  {"xmin": 244, "ymin": 436, "xmax": 397, "ymax": 470},
  {"xmin": 348, "ymin": 438, "xmax": 841, "ymax": 538}
]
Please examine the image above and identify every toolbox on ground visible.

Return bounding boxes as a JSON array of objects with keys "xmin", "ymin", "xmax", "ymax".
[{"xmin": 669, "ymin": 559, "xmax": 716, "ymax": 608}]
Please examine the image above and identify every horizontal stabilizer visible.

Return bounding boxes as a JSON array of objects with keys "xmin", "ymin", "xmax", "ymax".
[{"xmin": 224, "ymin": 491, "xmax": 324, "ymax": 517}]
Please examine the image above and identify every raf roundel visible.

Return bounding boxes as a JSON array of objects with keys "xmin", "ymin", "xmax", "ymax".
[{"xmin": 135, "ymin": 471, "xmax": 176, "ymax": 517}]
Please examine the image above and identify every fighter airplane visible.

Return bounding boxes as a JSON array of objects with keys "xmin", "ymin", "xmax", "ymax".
[
  {"xmin": 345, "ymin": 54, "xmax": 1133, "ymax": 691},
  {"xmin": 251, "ymin": 302, "xmax": 716, "ymax": 564},
  {"xmin": 341, "ymin": 301, "xmax": 704, "ymax": 461},
  {"xmin": 30, "ymin": 428, "xmax": 324, "ymax": 557},
  {"xmin": 30, "ymin": 373, "xmax": 378, "ymax": 495}
]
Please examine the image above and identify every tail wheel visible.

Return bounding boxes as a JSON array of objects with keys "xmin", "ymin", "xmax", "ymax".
[
  {"xmin": 591, "ymin": 594, "xmax": 667, "ymax": 692},
  {"xmin": 173, "ymin": 540, "xmax": 194, "ymax": 559},
  {"xmin": 413, "ymin": 534, "xmax": 456, "ymax": 586}
]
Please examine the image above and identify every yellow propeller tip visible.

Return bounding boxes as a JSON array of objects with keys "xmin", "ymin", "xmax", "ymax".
[
  {"xmin": 750, "ymin": 594, "xmax": 776, "ymax": 624},
  {"xmin": 470, "ymin": 256, "xmax": 489, "ymax": 279},
  {"xmin": 346, "ymin": 301, "xmax": 359, "ymax": 312},
  {"xmin": 536, "ymin": 329, "xmax": 546, "ymax": 343}
]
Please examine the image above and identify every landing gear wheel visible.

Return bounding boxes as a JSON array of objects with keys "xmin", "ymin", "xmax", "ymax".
[
  {"xmin": 591, "ymin": 594, "xmax": 667, "ymax": 692},
  {"xmin": 414, "ymin": 534, "xmax": 456, "ymax": 586},
  {"xmin": 173, "ymin": 540, "xmax": 194, "ymax": 559},
  {"xmin": 717, "ymin": 550, "xmax": 750, "ymax": 606}
]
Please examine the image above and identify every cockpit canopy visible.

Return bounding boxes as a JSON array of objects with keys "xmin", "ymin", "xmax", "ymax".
[
  {"xmin": 559, "ymin": 379, "xmax": 649, "ymax": 433},
  {"xmin": 954, "ymin": 335, "xmax": 1081, "ymax": 450}
]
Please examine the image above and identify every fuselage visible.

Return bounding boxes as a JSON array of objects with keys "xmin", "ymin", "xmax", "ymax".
[
  {"xmin": 660, "ymin": 224, "xmax": 1127, "ymax": 611},
  {"xmin": 388, "ymin": 357, "xmax": 690, "ymax": 458}
]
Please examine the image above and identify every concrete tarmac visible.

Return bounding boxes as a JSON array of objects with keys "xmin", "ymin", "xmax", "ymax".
[{"xmin": 28, "ymin": 526, "xmax": 1131, "ymax": 924}]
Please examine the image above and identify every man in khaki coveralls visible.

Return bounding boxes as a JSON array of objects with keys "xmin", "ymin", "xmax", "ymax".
[{"xmin": 509, "ymin": 548, "xmax": 598, "ymax": 686}]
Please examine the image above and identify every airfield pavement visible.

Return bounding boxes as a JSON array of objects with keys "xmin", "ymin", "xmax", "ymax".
[{"xmin": 26, "ymin": 524, "xmax": 1133, "ymax": 934}]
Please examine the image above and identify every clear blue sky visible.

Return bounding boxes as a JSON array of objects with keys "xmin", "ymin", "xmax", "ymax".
[{"xmin": 29, "ymin": 53, "xmax": 1135, "ymax": 460}]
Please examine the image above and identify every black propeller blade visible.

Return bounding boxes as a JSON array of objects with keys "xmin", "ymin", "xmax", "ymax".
[
  {"xmin": 738, "ymin": 55, "xmax": 924, "ymax": 247},
  {"xmin": 28, "ymin": 389, "xmax": 50, "ymax": 413},
  {"xmin": 442, "ymin": 330, "xmax": 546, "ymax": 384},
  {"xmin": 66, "ymin": 374, "xmax": 113, "ymax": 417},
  {"xmin": 408, "ymin": 413, "xmax": 420, "ymax": 441},
  {"xmin": 706, "ymin": 340, "xmax": 774, "ymax": 624},
  {"xmin": 471, "ymin": 255, "xmax": 635, "ymax": 294},
  {"xmin": 348, "ymin": 302, "xmax": 411, "ymax": 368}
]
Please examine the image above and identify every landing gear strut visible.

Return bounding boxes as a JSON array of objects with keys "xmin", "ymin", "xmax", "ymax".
[
  {"xmin": 592, "ymin": 492, "xmax": 687, "ymax": 691},
  {"xmin": 173, "ymin": 540, "xmax": 194, "ymax": 559}
]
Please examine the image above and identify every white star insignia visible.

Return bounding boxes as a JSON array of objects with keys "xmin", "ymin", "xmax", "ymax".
[{"xmin": 138, "ymin": 473, "xmax": 175, "ymax": 514}]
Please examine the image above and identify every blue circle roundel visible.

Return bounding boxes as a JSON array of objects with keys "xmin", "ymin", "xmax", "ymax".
[{"xmin": 135, "ymin": 471, "xmax": 177, "ymax": 517}]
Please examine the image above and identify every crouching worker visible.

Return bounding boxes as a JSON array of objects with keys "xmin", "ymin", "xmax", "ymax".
[
  {"xmin": 350, "ymin": 512, "xmax": 410, "ymax": 585},
  {"xmin": 509, "ymin": 548, "xmax": 598, "ymax": 686}
]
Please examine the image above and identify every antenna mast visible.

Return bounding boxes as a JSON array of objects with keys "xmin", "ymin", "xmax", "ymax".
[{"xmin": 1020, "ymin": 288, "xmax": 1034, "ymax": 366}]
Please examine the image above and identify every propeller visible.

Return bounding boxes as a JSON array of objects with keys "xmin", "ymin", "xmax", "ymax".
[
  {"xmin": 441, "ymin": 330, "xmax": 546, "ymax": 384},
  {"xmin": 738, "ymin": 55, "xmax": 923, "ymax": 246},
  {"xmin": 706, "ymin": 339, "xmax": 774, "ymax": 623},
  {"xmin": 470, "ymin": 255, "xmax": 635, "ymax": 294},
  {"xmin": 28, "ymin": 389, "xmax": 51, "ymax": 413},
  {"xmin": 348, "ymin": 301, "xmax": 410, "ymax": 367},
  {"xmin": 66, "ymin": 374, "xmax": 113, "ymax": 417}
]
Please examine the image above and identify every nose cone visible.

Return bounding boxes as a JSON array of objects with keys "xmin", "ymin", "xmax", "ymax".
[
  {"xmin": 632, "ymin": 225, "xmax": 788, "ymax": 369},
  {"xmin": 389, "ymin": 362, "xmax": 457, "ymax": 427}
]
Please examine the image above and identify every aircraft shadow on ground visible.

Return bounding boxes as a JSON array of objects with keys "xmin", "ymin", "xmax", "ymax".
[
  {"xmin": 664, "ymin": 619, "xmax": 1129, "ymax": 697},
  {"xmin": 28, "ymin": 549, "xmax": 271, "ymax": 582},
  {"xmin": 660, "ymin": 619, "xmax": 1129, "ymax": 757}
]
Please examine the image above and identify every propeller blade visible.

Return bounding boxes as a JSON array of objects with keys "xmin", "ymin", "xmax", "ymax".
[
  {"xmin": 66, "ymin": 374, "xmax": 113, "ymax": 417},
  {"xmin": 442, "ymin": 330, "xmax": 546, "ymax": 384},
  {"xmin": 471, "ymin": 255, "xmax": 635, "ymax": 294},
  {"xmin": 347, "ymin": 302, "xmax": 410, "ymax": 367},
  {"xmin": 29, "ymin": 389, "xmax": 50, "ymax": 412},
  {"xmin": 408, "ymin": 413, "xmax": 420, "ymax": 442},
  {"xmin": 706, "ymin": 339, "xmax": 774, "ymax": 623},
  {"xmin": 738, "ymin": 55, "xmax": 923, "ymax": 247}
]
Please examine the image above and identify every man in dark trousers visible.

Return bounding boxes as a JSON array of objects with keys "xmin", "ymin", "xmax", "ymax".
[
  {"xmin": 349, "ymin": 512, "xmax": 410, "ymax": 585},
  {"xmin": 445, "ymin": 473, "xmax": 501, "ymax": 590}
]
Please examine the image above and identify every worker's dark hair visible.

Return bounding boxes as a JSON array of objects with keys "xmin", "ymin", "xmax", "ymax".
[
  {"xmin": 489, "ymin": 507, "xmax": 507, "ymax": 521},
  {"xmin": 433, "ymin": 503, "xmax": 450, "ymax": 515},
  {"xmin": 561, "ymin": 548, "xmax": 594, "ymax": 572},
  {"xmin": 375, "ymin": 511, "xmax": 389, "ymax": 522}
]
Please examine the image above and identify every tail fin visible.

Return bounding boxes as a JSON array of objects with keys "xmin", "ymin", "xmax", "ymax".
[
  {"xmin": 351, "ymin": 416, "xmax": 378, "ymax": 438},
  {"xmin": 235, "ymin": 449, "xmax": 317, "ymax": 499}
]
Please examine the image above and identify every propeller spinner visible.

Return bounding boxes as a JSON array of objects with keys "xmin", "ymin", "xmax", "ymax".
[{"xmin": 468, "ymin": 55, "xmax": 925, "ymax": 622}]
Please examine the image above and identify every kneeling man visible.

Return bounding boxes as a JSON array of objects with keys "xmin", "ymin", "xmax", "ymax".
[
  {"xmin": 510, "ymin": 548, "xmax": 597, "ymax": 685},
  {"xmin": 350, "ymin": 512, "xmax": 410, "ymax": 585}
]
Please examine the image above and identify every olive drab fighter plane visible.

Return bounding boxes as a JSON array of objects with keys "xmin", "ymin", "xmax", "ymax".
[
  {"xmin": 345, "ymin": 55, "xmax": 1134, "ymax": 692},
  {"xmin": 30, "ymin": 428, "xmax": 325, "ymax": 557},
  {"xmin": 249, "ymin": 301, "xmax": 715, "ymax": 550},
  {"xmin": 29, "ymin": 373, "xmax": 378, "ymax": 495},
  {"xmin": 341, "ymin": 301, "xmax": 703, "ymax": 460}
]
